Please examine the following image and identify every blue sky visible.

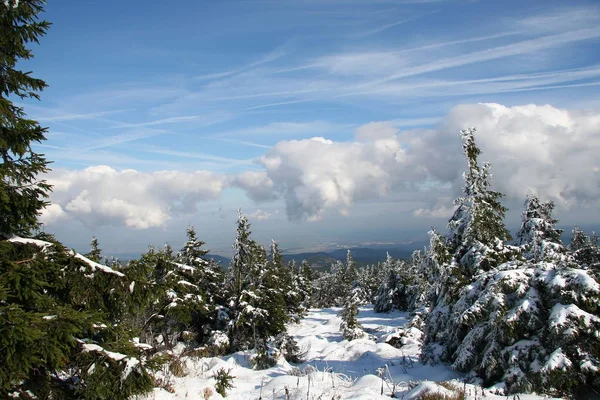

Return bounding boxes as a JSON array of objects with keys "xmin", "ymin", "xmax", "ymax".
[{"xmin": 24, "ymin": 0, "xmax": 600, "ymax": 256}]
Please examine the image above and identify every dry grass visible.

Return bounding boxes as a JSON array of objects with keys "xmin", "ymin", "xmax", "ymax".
[
  {"xmin": 420, "ymin": 382, "xmax": 466, "ymax": 400},
  {"xmin": 168, "ymin": 357, "xmax": 187, "ymax": 377}
]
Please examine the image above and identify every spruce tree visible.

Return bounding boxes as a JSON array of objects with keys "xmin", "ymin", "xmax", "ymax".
[
  {"xmin": 0, "ymin": 0, "xmax": 52, "ymax": 238},
  {"xmin": 447, "ymin": 127, "xmax": 512, "ymax": 277},
  {"xmin": 226, "ymin": 210, "xmax": 288, "ymax": 351},
  {"xmin": 177, "ymin": 225, "xmax": 225, "ymax": 343},
  {"xmin": 86, "ymin": 236, "xmax": 102, "ymax": 263},
  {"xmin": 339, "ymin": 287, "xmax": 366, "ymax": 341},
  {"xmin": 515, "ymin": 193, "xmax": 565, "ymax": 262},
  {"xmin": 570, "ymin": 227, "xmax": 600, "ymax": 273}
]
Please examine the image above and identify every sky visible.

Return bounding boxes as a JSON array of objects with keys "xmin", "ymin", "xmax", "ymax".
[{"xmin": 20, "ymin": 0, "xmax": 600, "ymax": 256}]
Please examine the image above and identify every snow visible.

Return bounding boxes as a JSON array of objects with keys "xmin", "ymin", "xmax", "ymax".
[
  {"xmin": 139, "ymin": 306, "xmax": 560, "ymax": 399},
  {"xmin": 173, "ymin": 262, "xmax": 196, "ymax": 273},
  {"xmin": 121, "ymin": 357, "xmax": 141, "ymax": 381},
  {"xmin": 7, "ymin": 236, "xmax": 125, "ymax": 277},
  {"xmin": 82, "ymin": 343, "xmax": 128, "ymax": 361},
  {"xmin": 8, "ymin": 236, "xmax": 52, "ymax": 249},
  {"xmin": 177, "ymin": 280, "xmax": 198, "ymax": 289},
  {"xmin": 549, "ymin": 303, "xmax": 600, "ymax": 328},
  {"xmin": 73, "ymin": 253, "xmax": 125, "ymax": 277},
  {"xmin": 541, "ymin": 348, "xmax": 572, "ymax": 372}
]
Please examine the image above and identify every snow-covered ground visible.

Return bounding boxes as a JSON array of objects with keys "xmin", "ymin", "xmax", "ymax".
[{"xmin": 140, "ymin": 306, "xmax": 561, "ymax": 399}]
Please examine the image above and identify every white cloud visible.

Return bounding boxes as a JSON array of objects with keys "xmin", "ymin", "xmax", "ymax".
[
  {"xmin": 258, "ymin": 135, "xmax": 418, "ymax": 220},
  {"xmin": 248, "ymin": 209, "xmax": 272, "ymax": 221},
  {"xmin": 43, "ymin": 103, "xmax": 600, "ymax": 227},
  {"xmin": 354, "ymin": 121, "xmax": 398, "ymax": 141},
  {"xmin": 256, "ymin": 103, "xmax": 600, "ymax": 220},
  {"xmin": 231, "ymin": 171, "xmax": 278, "ymax": 202},
  {"xmin": 413, "ymin": 205, "xmax": 455, "ymax": 218},
  {"xmin": 441, "ymin": 103, "xmax": 600, "ymax": 207},
  {"xmin": 39, "ymin": 203, "xmax": 68, "ymax": 225},
  {"xmin": 47, "ymin": 166, "xmax": 228, "ymax": 229}
]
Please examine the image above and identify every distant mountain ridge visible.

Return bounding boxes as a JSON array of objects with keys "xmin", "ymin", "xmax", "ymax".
[
  {"xmin": 281, "ymin": 241, "xmax": 428, "ymax": 270},
  {"xmin": 111, "ymin": 241, "xmax": 429, "ymax": 270}
]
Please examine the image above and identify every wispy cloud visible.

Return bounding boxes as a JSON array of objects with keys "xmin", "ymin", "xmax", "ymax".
[
  {"xmin": 357, "ymin": 17, "xmax": 416, "ymax": 37},
  {"xmin": 214, "ymin": 121, "xmax": 352, "ymax": 138},
  {"xmin": 219, "ymin": 138, "xmax": 272, "ymax": 149},
  {"xmin": 242, "ymin": 99, "xmax": 313, "ymax": 111},
  {"xmin": 83, "ymin": 128, "xmax": 170, "ymax": 151},
  {"xmin": 355, "ymin": 27, "xmax": 600, "ymax": 88},
  {"xmin": 35, "ymin": 108, "xmax": 135, "ymax": 122},
  {"xmin": 138, "ymin": 146, "xmax": 254, "ymax": 166},
  {"xmin": 194, "ymin": 48, "xmax": 289, "ymax": 82}
]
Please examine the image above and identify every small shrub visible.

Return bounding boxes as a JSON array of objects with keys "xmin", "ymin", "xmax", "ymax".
[{"xmin": 213, "ymin": 368, "xmax": 235, "ymax": 397}]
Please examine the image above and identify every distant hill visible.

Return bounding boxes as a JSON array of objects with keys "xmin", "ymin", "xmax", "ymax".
[
  {"xmin": 208, "ymin": 254, "xmax": 230, "ymax": 268},
  {"xmin": 282, "ymin": 241, "xmax": 428, "ymax": 271}
]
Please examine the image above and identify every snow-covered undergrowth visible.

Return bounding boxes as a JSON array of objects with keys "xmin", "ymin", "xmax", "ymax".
[{"xmin": 140, "ymin": 306, "xmax": 561, "ymax": 399}]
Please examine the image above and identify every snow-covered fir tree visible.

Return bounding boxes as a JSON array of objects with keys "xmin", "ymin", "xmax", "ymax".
[
  {"xmin": 296, "ymin": 259, "xmax": 314, "ymax": 312},
  {"xmin": 515, "ymin": 192, "xmax": 565, "ymax": 263},
  {"xmin": 422, "ymin": 129, "xmax": 600, "ymax": 397},
  {"xmin": 125, "ymin": 245, "xmax": 206, "ymax": 350},
  {"xmin": 339, "ymin": 287, "xmax": 367, "ymax": 340},
  {"xmin": 226, "ymin": 210, "xmax": 289, "ymax": 352},
  {"xmin": 570, "ymin": 226, "xmax": 600, "ymax": 275},
  {"xmin": 176, "ymin": 225, "xmax": 225, "ymax": 344},
  {"xmin": 374, "ymin": 253, "xmax": 401, "ymax": 313},
  {"xmin": 447, "ymin": 127, "xmax": 514, "ymax": 278},
  {"xmin": 1, "ymin": 234, "xmax": 156, "ymax": 398}
]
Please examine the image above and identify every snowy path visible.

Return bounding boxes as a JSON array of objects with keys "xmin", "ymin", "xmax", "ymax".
[{"xmin": 141, "ymin": 306, "xmax": 559, "ymax": 399}]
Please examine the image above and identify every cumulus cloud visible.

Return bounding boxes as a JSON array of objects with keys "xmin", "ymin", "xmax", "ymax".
[
  {"xmin": 259, "ymin": 135, "xmax": 419, "ymax": 220},
  {"xmin": 257, "ymin": 103, "xmax": 600, "ymax": 220},
  {"xmin": 441, "ymin": 103, "xmax": 600, "ymax": 207},
  {"xmin": 354, "ymin": 121, "xmax": 399, "ymax": 141},
  {"xmin": 47, "ymin": 166, "xmax": 228, "ymax": 229},
  {"xmin": 42, "ymin": 103, "xmax": 600, "ymax": 228},
  {"xmin": 39, "ymin": 203, "xmax": 68, "ymax": 225},
  {"xmin": 231, "ymin": 170, "xmax": 278, "ymax": 202}
]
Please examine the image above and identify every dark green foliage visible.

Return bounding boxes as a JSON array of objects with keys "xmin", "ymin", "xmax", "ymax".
[
  {"xmin": 226, "ymin": 211, "xmax": 290, "ymax": 352},
  {"xmin": 276, "ymin": 333, "xmax": 303, "ymax": 363},
  {"xmin": 251, "ymin": 338, "xmax": 278, "ymax": 370},
  {"xmin": 213, "ymin": 368, "xmax": 235, "ymax": 397},
  {"xmin": 0, "ymin": 237, "xmax": 155, "ymax": 398},
  {"xmin": 339, "ymin": 287, "xmax": 366, "ymax": 340},
  {"xmin": 121, "ymin": 242, "xmax": 208, "ymax": 350},
  {"xmin": 0, "ymin": 0, "xmax": 52, "ymax": 238},
  {"xmin": 86, "ymin": 236, "xmax": 102, "ymax": 263}
]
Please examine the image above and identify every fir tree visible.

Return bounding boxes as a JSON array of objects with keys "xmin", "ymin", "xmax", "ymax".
[
  {"xmin": 297, "ymin": 260, "xmax": 314, "ymax": 310},
  {"xmin": 226, "ymin": 210, "xmax": 288, "ymax": 351},
  {"xmin": 339, "ymin": 287, "xmax": 366, "ymax": 341},
  {"xmin": 86, "ymin": 235, "xmax": 102, "ymax": 263},
  {"xmin": 515, "ymin": 192, "xmax": 565, "ymax": 263},
  {"xmin": 0, "ymin": 236, "xmax": 155, "ymax": 398},
  {"xmin": 177, "ymin": 225, "xmax": 225, "ymax": 343},
  {"xmin": 570, "ymin": 226, "xmax": 600, "ymax": 273},
  {"xmin": 0, "ymin": 0, "xmax": 52, "ymax": 238},
  {"xmin": 448, "ymin": 127, "xmax": 512, "ymax": 277}
]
